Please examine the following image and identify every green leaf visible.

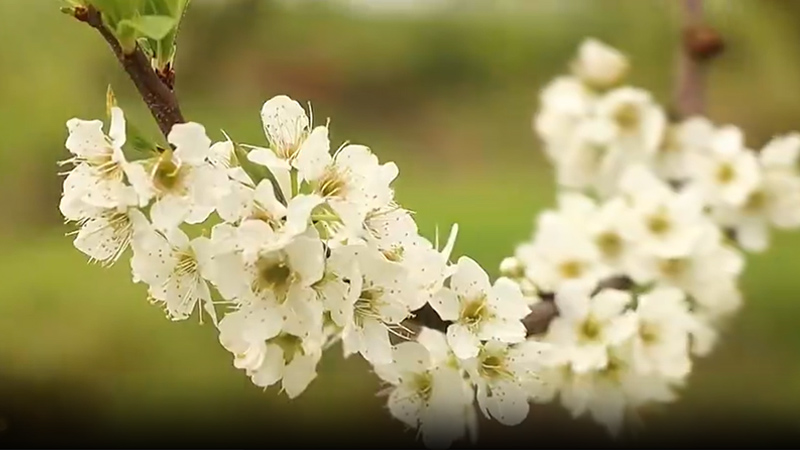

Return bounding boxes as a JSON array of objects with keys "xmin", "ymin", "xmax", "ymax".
[
  {"xmin": 117, "ymin": 15, "xmax": 176, "ymax": 41},
  {"xmin": 123, "ymin": 121, "xmax": 160, "ymax": 161},
  {"xmin": 152, "ymin": 0, "xmax": 191, "ymax": 69},
  {"xmin": 86, "ymin": 0, "xmax": 140, "ymax": 28}
]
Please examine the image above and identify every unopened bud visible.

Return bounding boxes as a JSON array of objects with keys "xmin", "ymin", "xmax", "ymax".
[{"xmin": 571, "ymin": 38, "xmax": 630, "ymax": 90}]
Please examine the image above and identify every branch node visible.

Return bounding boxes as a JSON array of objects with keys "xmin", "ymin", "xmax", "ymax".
[{"xmin": 684, "ymin": 25, "xmax": 725, "ymax": 61}]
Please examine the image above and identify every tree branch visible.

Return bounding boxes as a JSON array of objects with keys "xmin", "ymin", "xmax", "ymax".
[
  {"xmin": 405, "ymin": 276, "xmax": 634, "ymax": 338},
  {"xmin": 73, "ymin": 5, "xmax": 185, "ymax": 140},
  {"xmin": 673, "ymin": 0, "xmax": 724, "ymax": 118}
]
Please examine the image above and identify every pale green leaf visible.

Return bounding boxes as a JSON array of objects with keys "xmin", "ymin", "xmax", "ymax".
[{"xmin": 117, "ymin": 15, "xmax": 176, "ymax": 41}]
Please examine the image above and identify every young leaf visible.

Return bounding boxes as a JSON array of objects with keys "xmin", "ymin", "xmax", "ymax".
[
  {"xmin": 117, "ymin": 15, "xmax": 177, "ymax": 41},
  {"xmin": 124, "ymin": 121, "xmax": 160, "ymax": 160},
  {"xmin": 153, "ymin": 0, "xmax": 191, "ymax": 70}
]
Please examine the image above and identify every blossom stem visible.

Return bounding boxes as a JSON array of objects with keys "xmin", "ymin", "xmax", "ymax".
[
  {"xmin": 71, "ymin": 5, "xmax": 185, "ymax": 140},
  {"xmin": 290, "ymin": 168, "xmax": 299, "ymax": 198}
]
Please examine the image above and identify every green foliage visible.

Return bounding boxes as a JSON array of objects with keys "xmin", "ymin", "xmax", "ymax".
[{"xmin": 83, "ymin": 0, "xmax": 187, "ymax": 66}]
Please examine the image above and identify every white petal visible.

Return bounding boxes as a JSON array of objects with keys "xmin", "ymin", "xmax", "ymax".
[
  {"xmin": 282, "ymin": 353, "xmax": 319, "ymax": 399},
  {"xmin": 490, "ymin": 277, "xmax": 530, "ymax": 319},
  {"xmin": 485, "ymin": 380, "xmax": 529, "ymax": 426},
  {"xmin": 169, "ymin": 122, "xmax": 211, "ymax": 165},
  {"xmin": 284, "ymin": 194, "xmax": 323, "ymax": 234},
  {"xmin": 247, "ymin": 146, "xmax": 292, "ymax": 171},
  {"xmin": 294, "ymin": 125, "xmax": 332, "ymax": 181},
  {"xmin": 478, "ymin": 318, "xmax": 526, "ymax": 344},
  {"xmin": 451, "ymin": 256, "xmax": 491, "ymax": 300},
  {"xmin": 361, "ymin": 318, "xmax": 393, "ymax": 365},
  {"xmin": 109, "ymin": 106, "xmax": 126, "ymax": 148},
  {"xmin": 254, "ymin": 180, "xmax": 288, "ymax": 219},
  {"xmin": 391, "ymin": 341, "xmax": 430, "ymax": 374},
  {"xmin": 429, "ymin": 288, "xmax": 460, "ymax": 321},
  {"xmin": 250, "ymin": 344, "xmax": 285, "ymax": 388},
  {"xmin": 65, "ymin": 119, "xmax": 108, "ymax": 158},
  {"xmin": 446, "ymin": 324, "xmax": 480, "ymax": 360},
  {"xmin": 591, "ymin": 288, "xmax": 632, "ymax": 321},
  {"xmin": 285, "ymin": 235, "xmax": 325, "ymax": 285},
  {"xmin": 261, "ymin": 95, "xmax": 309, "ymax": 151},
  {"xmin": 150, "ymin": 195, "xmax": 192, "ymax": 232},
  {"xmin": 387, "ymin": 386, "xmax": 423, "ymax": 428}
]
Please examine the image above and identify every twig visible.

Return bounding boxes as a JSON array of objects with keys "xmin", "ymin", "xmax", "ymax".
[
  {"xmin": 72, "ymin": 5, "xmax": 185, "ymax": 140},
  {"xmin": 673, "ymin": 0, "xmax": 724, "ymax": 118},
  {"xmin": 406, "ymin": 276, "xmax": 634, "ymax": 338}
]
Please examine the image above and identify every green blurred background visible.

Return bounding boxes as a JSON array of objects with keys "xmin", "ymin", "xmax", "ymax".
[{"xmin": 2, "ymin": 0, "xmax": 800, "ymax": 446}]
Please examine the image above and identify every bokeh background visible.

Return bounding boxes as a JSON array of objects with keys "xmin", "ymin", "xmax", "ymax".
[{"xmin": 2, "ymin": 0, "xmax": 800, "ymax": 446}]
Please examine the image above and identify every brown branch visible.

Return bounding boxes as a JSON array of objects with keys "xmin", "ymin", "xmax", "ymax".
[
  {"xmin": 405, "ymin": 276, "xmax": 634, "ymax": 339},
  {"xmin": 73, "ymin": 5, "xmax": 185, "ymax": 140},
  {"xmin": 673, "ymin": 0, "xmax": 724, "ymax": 118}
]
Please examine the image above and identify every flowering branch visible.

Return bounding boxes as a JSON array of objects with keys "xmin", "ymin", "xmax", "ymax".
[
  {"xmin": 72, "ymin": 5, "xmax": 184, "ymax": 140},
  {"xmin": 673, "ymin": 0, "xmax": 724, "ymax": 118}
]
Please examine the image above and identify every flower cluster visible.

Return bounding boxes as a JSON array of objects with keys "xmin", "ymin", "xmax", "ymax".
[
  {"xmin": 501, "ymin": 37, "xmax": 800, "ymax": 434},
  {"xmin": 58, "ymin": 39, "xmax": 800, "ymax": 448},
  {"xmin": 59, "ymin": 95, "xmax": 557, "ymax": 448}
]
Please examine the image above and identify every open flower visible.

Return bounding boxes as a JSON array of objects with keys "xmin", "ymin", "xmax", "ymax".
[
  {"xmin": 687, "ymin": 125, "xmax": 761, "ymax": 207},
  {"xmin": 218, "ymin": 304, "xmax": 323, "ymax": 399},
  {"xmin": 545, "ymin": 282, "xmax": 636, "ymax": 374},
  {"xmin": 328, "ymin": 245, "xmax": 415, "ymax": 365},
  {"xmin": 464, "ymin": 339, "xmax": 550, "ymax": 426},
  {"xmin": 374, "ymin": 340, "xmax": 475, "ymax": 449},
  {"xmin": 430, "ymin": 257, "xmax": 529, "ymax": 359},
  {"xmin": 131, "ymin": 122, "xmax": 229, "ymax": 231},
  {"xmin": 130, "ymin": 217, "xmax": 218, "ymax": 324},
  {"xmin": 59, "ymin": 107, "xmax": 149, "ymax": 216}
]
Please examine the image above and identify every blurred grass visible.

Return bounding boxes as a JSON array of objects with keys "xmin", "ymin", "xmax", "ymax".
[{"xmin": 2, "ymin": 0, "xmax": 800, "ymax": 445}]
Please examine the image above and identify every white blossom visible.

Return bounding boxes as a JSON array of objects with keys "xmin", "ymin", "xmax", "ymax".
[
  {"xmin": 464, "ymin": 339, "xmax": 550, "ymax": 426},
  {"xmin": 430, "ymin": 257, "xmax": 529, "ymax": 360},
  {"xmin": 59, "ymin": 107, "xmax": 149, "ymax": 216},
  {"xmin": 545, "ymin": 282, "xmax": 636, "ymax": 374},
  {"xmin": 130, "ymin": 217, "xmax": 218, "ymax": 324},
  {"xmin": 687, "ymin": 125, "xmax": 761, "ymax": 207},
  {"xmin": 131, "ymin": 122, "xmax": 230, "ymax": 231},
  {"xmin": 327, "ymin": 245, "xmax": 415, "ymax": 365},
  {"xmin": 712, "ymin": 133, "xmax": 800, "ymax": 251},
  {"xmin": 627, "ymin": 287, "xmax": 693, "ymax": 379},
  {"xmin": 218, "ymin": 304, "xmax": 323, "ymax": 399},
  {"xmin": 374, "ymin": 339, "xmax": 476, "ymax": 449}
]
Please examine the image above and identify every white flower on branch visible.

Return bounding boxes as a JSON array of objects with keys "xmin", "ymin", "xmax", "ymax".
[
  {"xmin": 514, "ymin": 196, "xmax": 610, "ymax": 293},
  {"xmin": 545, "ymin": 283, "xmax": 636, "ymax": 374},
  {"xmin": 374, "ymin": 337, "xmax": 476, "ymax": 449},
  {"xmin": 430, "ymin": 257, "xmax": 529, "ymax": 360},
  {"xmin": 712, "ymin": 133, "xmax": 800, "ymax": 251},
  {"xmin": 131, "ymin": 122, "xmax": 230, "ymax": 231},
  {"xmin": 618, "ymin": 165, "xmax": 707, "ymax": 257},
  {"xmin": 550, "ymin": 348, "xmax": 679, "ymax": 437},
  {"xmin": 686, "ymin": 125, "xmax": 761, "ymax": 207},
  {"xmin": 130, "ymin": 216, "xmax": 218, "ymax": 324},
  {"xmin": 218, "ymin": 303, "xmax": 323, "ymax": 399},
  {"xmin": 463, "ymin": 339, "xmax": 551, "ymax": 426},
  {"xmin": 627, "ymin": 287, "xmax": 694, "ymax": 379},
  {"xmin": 327, "ymin": 245, "xmax": 416, "ymax": 365},
  {"xmin": 59, "ymin": 107, "xmax": 149, "ymax": 216}
]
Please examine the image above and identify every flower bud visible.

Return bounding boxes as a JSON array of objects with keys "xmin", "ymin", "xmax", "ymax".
[{"xmin": 571, "ymin": 38, "xmax": 630, "ymax": 90}]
